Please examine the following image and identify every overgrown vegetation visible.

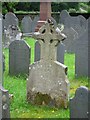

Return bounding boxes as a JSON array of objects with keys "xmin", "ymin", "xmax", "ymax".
[{"xmin": 3, "ymin": 37, "xmax": 88, "ymax": 118}]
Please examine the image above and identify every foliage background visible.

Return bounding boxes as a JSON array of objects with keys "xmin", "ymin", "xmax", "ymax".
[{"xmin": 2, "ymin": 2, "xmax": 90, "ymax": 14}]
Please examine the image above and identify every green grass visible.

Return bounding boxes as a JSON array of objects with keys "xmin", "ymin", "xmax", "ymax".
[{"xmin": 3, "ymin": 37, "xmax": 88, "ymax": 118}]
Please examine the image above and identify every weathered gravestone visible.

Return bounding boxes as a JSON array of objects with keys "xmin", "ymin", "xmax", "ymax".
[
  {"xmin": 0, "ymin": 85, "xmax": 10, "ymax": 118},
  {"xmin": 27, "ymin": 19, "xmax": 69, "ymax": 108},
  {"xmin": 4, "ymin": 12, "xmax": 18, "ymax": 29},
  {"xmin": 21, "ymin": 16, "xmax": 32, "ymax": 33},
  {"xmin": 4, "ymin": 24, "xmax": 21, "ymax": 48},
  {"xmin": 9, "ymin": 40, "xmax": 30, "ymax": 76},
  {"xmin": 70, "ymin": 86, "xmax": 89, "ymax": 118}
]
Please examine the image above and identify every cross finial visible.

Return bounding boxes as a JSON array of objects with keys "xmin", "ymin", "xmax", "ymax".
[
  {"xmin": 33, "ymin": 19, "xmax": 67, "ymax": 61},
  {"xmin": 33, "ymin": 19, "xmax": 67, "ymax": 46}
]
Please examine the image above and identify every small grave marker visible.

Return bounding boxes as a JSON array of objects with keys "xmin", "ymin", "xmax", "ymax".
[
  {"xmin": 70, "ymin": 86, "xmax": 89, "ymax": 118},
  {"xmin": 9, "ymin": 40, "xmax": 30, "ymax": 76}
]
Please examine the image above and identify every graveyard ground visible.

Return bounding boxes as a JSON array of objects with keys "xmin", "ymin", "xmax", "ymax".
[{"xmin": 3, "ymin": 37, "xmax": 88, "ymax": 118}]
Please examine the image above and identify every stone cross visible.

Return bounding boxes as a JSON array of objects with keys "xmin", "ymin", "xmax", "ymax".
[
  {"xmin": 33, "ymin": 19, "xmax": 66, "ymax": 62},
  {"xmin": 27, "ymin": 19, "xmax": 69, "ymax": 108}
]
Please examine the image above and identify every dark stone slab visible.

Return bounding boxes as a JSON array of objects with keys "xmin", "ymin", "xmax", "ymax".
[
  {"xmin": 9, "ymin": 40, "xmax": 30, "ymax": 76},
  {"xmin": 0, "ymin": 85, "xmax": 10, "ymax": 118},
  {"xmin": 70, "ymin": 86, "xmax": 89, "ymax": 118}
]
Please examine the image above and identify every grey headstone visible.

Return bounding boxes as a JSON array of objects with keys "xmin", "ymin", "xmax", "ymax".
[
  {"xmin": 4, "ymin": 12, "xmax": 18, "ymax": 29},
  {"xmin": 32, "ymin": 16, "xmax": 39, "ymax": 32},
  {"xmin": 60, "ymin": 10, "xmax": 69, "ymax": 24},
  {"xmin": 0, "ymin": 85, "xmax": 10, "ymax": 118},
  {"xmin": 34, "ymin": 40, "xmax": 41, "ymax": 62},
  {"xmin": 64, "ymin": 15, "xmax": 86, "ymax": 36},
  {"xmin": 70, "ymin": 86, "xmax": 89, "ymax": 118},
  {"xmin": 3, "ymin": 24, "xmax": 21, "ymax": 48},
  {"xmin": 57, "ymin": 43, "xmax": 65, "ymax": 64},
  {"xmin": 9, "ymin": 40, "xmax": 31, "ymax": 76},
  {"xmin": 75, "ymin": 28, "xmax": 88, "ymax": 77},
  {"xmin": 21, "ymin": 16, "xmax": 32, "ymax": 33}
]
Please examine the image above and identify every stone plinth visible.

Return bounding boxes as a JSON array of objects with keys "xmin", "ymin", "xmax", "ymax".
[{"xmin": 27, "ymin": 19, "xmax": 69, "ymax": 108}]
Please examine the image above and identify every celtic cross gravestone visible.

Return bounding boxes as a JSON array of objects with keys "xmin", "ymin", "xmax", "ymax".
[{"xmin": 27, "ymin": 19, "xmax": 69, "ymax": 108}]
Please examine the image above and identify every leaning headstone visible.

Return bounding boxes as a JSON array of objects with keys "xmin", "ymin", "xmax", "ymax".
[
  {"xmin": 21, "ymin": 16, "xmax": 32, "ymax": 33},
  {"xmin": 9, "ymin": 40, "xmax": 31, "ymax": 76},
  {"xmin": 34, "ymin": 40, "xmax": 41, "ymax": 62},
  {"xmin": 27, "ymin": 19, "xmax": 69, "ymax": 108},
  {"xmin": 4, "ymin": 12, "xmax": 18, "ymax": 29},
  {"xmin": 70, "ymin": 86, "xmax": 89, "ymax": 118},
  {"xmin": 57, "ymin": 42, "xmax": 65, "ymax": 64},
  {"xmin": 0, "ymin": 85, "xmax": 10, "ymax": 118}
]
